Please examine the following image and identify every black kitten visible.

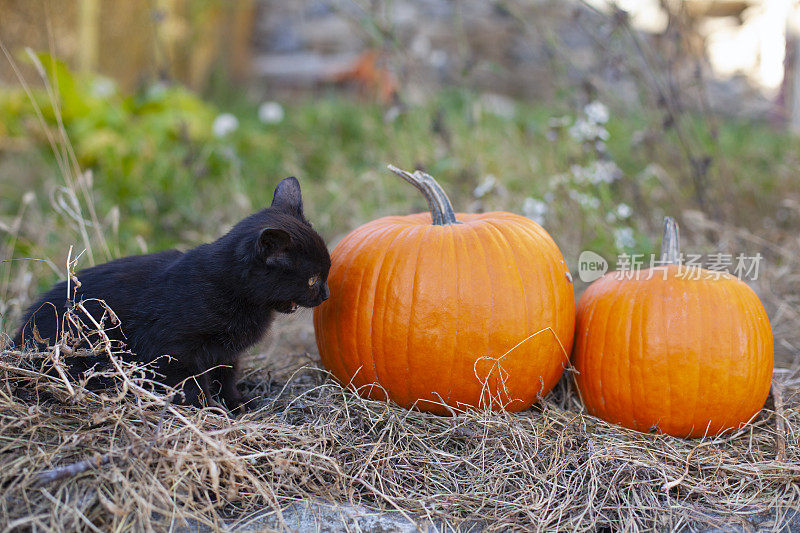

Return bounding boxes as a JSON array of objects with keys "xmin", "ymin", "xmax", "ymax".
[{"xmin": 13, "ymin": 177, "xmax": 331, "ymax": 411}]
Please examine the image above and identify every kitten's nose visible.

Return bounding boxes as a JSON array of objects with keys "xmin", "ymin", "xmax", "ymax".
[{"xmin": 320, "ymin": 283, "xmax": 330, "ymax": 302}]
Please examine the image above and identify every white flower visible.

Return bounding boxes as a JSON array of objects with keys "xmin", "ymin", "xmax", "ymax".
[
  {"xmin": 568, "ymin": 189, "xmax": 600, "ymax": 210},
  {"xmin": 90, "ymin": 77, "xmax": 116, "ymax": 98},
  {"xmin": 568, "ymin": 118, "xmax": 591, "ymax": 141},
  {"xmin": 614, "ymin": 227, "xmax": 636, "ymax": 250},
  {"xmin": 258, "ymin": 101, "xmax": 285, "ymax": 124},
  {"xmin": 588, "ymin": 160, "xmax": 621, "ymax": 184},
  {"xmin": 146, "ymin": 82, "xmax": 168, "ymax": 99},
  {"xmin": 584, "ymin": 101, "xmax": 609, "ymax": 124},
  {"xmin": 615, "ymin": 203, "xmax": 632, "ymax": 219},
  {"xmin": 473, "ymin": 175, "xmax": 498, "ymax": 198},
  {"xmin": 608, "ymin": 202, "xmax": 632, "ymax": 222},
  {"xmin": 522, "ymin": 197, "xmax": 548, "ymax": 225},
  {"xmin": 212, "ymin": 113, "xmax": 239, "ymax": 137},
  {"xmin": 568, "ymin": 118, "xmax": 609, "ymax": 142},
  {"xmin": 569, "ymin": 161, "xmax": 621, "ymax": 185},
  {"xmin": 570, "ymin": 164, "xmax": 587, "ymax": 184}
]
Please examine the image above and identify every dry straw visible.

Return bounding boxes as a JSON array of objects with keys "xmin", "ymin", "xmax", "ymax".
[{"xmin": 1, "ymin": 312, "xmax": 798, "ymax": 532}]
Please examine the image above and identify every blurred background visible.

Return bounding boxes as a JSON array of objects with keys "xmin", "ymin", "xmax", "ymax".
[{"xmin": 1, "ymin": 0, "xmax": 799, "ymax": 365}]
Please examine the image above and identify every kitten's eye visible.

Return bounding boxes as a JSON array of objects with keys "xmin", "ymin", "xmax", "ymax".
[{"xmin": 308, "ymin": 274, "xmax": 320, "ymax": 287}]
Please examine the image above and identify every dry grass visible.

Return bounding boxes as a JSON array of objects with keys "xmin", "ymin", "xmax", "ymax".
[{"xmin": 1, "ymin": 313, "xmax": 799, "ymax": 532}]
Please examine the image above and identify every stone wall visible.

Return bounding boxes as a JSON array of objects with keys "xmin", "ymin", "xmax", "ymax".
[{"xmin": 250, "ymin": 0, "xmax": 772, "ymax": 116}]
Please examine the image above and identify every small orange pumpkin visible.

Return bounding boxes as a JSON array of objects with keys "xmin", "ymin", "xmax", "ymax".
[
  {"xmin": 572, "ymin": 217, "xmax": 774, "ymax": 437},
  {"xmin": 313, "ymin": 166, "xmax": 575, "ymax": 414}
]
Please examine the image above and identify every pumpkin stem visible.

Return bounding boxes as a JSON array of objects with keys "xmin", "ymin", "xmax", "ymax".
[
  {"xmin": 388, "ymin": 165, "xmax": 460, "ymax": 225},
  {"xmin": 659, "ymin": 216, "xmax": 681, "ymax": 265}
]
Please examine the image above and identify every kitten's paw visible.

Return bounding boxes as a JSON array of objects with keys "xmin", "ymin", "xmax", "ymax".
[
  {"xmin": 222, "ymin": 391, "xmax": 248, "ymax": 414},
  {"xmin": 230, "ymin": 400, "xmax": 249, "ymax": 414}
]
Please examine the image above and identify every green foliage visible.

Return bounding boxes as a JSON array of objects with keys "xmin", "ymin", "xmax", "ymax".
[
  {"xmin": 3, "ymin": 56, "xmax": 230, "ymax": 247},
  {"xmin": 0, "ymin": 57, "xmax": 795, "ymax": 292}
]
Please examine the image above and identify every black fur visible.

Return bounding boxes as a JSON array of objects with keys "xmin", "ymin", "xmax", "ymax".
[{"xmin": 13, "ymin": 177, "xmax": 331, "ymax": 411}]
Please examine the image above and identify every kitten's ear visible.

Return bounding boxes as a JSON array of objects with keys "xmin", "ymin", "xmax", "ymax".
[
  {"xmin": 257, "ymin": 228, "xmax": 291, "ymax": 257},
  {"xmin": 271, "ymin": 177, "xmax": 304, "ymax": 218}
]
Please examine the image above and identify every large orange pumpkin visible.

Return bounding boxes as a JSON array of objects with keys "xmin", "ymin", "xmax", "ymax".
[
  {"xmin": 572, "ymin": 217, "xmax": 773, "ymax": 437},
  {"xmin": 313, "ymin": 166, "xmax": 575, "ymax": 415}
]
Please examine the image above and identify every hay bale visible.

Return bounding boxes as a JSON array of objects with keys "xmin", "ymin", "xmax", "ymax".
[{"xmin": 1, "ymin": 336, "xmax": 798, "ymax": 531}]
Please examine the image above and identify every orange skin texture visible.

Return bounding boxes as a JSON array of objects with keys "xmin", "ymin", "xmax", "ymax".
[
  {"xmin": 313, "ymin": 212, "xmax": 576, "ymax": 415},
  {"xmin": 572, "ymin": 265, "xmax": 774, "ymax": 438}
]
